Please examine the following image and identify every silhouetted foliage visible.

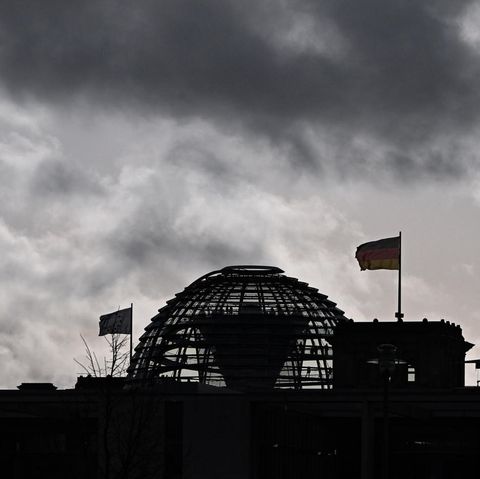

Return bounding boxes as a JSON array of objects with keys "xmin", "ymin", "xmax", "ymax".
[{"xmin": 75, "ymin": 334, "xmax": 129, "ymax": 378}]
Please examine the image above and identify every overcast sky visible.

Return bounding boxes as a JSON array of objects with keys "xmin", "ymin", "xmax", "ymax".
[{"xmin": 2, "ymin": 0, "xmax": 480, "ymax": 387}]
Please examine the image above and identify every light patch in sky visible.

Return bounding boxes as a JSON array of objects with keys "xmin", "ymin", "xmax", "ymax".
[
  {"xmin": 257, "ymin": 1, "xmax": 349, "ymax": 59},
  {"xmin": 458, "ymin": 2, "xmax": 480, "ymax": 50}
]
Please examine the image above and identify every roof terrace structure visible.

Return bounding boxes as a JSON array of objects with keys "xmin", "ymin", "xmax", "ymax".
[{"xmin": 332, "ymin": 318, "xmax": 474, "ymax": 389}]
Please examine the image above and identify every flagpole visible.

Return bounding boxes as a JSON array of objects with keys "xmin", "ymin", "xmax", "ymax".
[
  {"xmin": 130, "ymin": 302, "xmax": 133, "ymax": 364},
  {"xmin": 396, "ymin": 231, "xmax": 404, "ymax": 321}
]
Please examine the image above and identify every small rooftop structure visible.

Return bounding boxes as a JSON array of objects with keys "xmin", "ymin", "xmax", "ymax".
[
  {"xmin": 128, "ymin": 265, "xmax": 348, "ymax": 390},
  {"xmin": 17, "ymin": 383, "xmax": 57, "ymax": 391},
  {"xmin": 332, "ymin": 319, "xmax": 474, "ymax": 389}
]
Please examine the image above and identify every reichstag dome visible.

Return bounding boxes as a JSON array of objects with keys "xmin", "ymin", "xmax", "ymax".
[{"xmin": 128, "ymin": 265, "xmax": 348, "ymax": 390}]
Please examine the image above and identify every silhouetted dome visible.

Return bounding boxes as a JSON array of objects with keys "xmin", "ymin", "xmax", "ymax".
[{"xmin": 128, "ymin": 265, "xmax": 348, "ymax": 390}]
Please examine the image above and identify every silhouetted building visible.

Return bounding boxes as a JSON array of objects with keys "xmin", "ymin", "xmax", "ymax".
[
  {"xmin": 128, "ymin": 266, "xmax": 348, "ymax": 390},
  {"xmin": 1, "ymin": 265, "xmax": 480, "ymax": 479},
  {"xmin": 332, "ymin": 318, "xmax": 473, "ymax": 389}
]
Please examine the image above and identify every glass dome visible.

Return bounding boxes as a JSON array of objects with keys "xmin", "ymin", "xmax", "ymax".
[{"xmin": 128, "ymin": 265, "xmax": 348, "ymax": 390}]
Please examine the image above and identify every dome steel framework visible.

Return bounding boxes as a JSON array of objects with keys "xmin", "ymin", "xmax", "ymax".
[{"xmin": 128, "ymin": 266, "xmax": 348, "ymax": 390}]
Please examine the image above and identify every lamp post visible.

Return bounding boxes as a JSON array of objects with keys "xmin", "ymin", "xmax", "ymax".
[{"xmin": 367, "ymin": 344, "xmax": 405, "ymax": 479}]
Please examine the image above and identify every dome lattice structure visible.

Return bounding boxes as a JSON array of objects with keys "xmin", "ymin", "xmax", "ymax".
[{"xmin": 128, "ymin": 266, "xmax": 348, "ymax": 390}]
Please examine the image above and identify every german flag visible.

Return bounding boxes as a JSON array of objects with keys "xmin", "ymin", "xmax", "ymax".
[{"xmin": 355, "ymin": 236, "xmax": 400, "ymax": 271}]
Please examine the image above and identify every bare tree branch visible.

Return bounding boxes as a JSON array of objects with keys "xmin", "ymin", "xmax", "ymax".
[{"xmin": 74, "ymin": 333, "xmax": 130, "ymax": 377}]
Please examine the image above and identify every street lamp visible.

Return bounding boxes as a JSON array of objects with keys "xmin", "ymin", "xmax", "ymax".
[{"xmin": 367, "ymin": 344, "xmax": 406, "ymax": 479}]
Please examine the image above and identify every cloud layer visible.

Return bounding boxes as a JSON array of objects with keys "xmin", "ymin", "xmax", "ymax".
[{"xmin": 0, "ymin": 0, "xmax": 479, "ymax": 179}]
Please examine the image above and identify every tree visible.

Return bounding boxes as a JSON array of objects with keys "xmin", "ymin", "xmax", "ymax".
[{"xmin": 74, "ymin": 334, "xmax": 130, "ymax": 377}]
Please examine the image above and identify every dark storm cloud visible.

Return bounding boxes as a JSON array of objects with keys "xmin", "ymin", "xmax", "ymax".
[
  {"xmin": 0, "ymin": 0, "xmax": 349, "ymax": 121},
  {"xmin": 0, "ymin": 0, "xmax": 478, "ymax": 177}
]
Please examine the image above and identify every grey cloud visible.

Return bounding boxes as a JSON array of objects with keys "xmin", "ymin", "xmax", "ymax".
[
  {"xmin": 167, "ymin": 144, "xmax": 234, "ymax": 183},
  {"xmin": 0, "ymin": 1, "xmax": 478, "ymax": 179},
  {"xmin": 321, "ymin": 0, "xmax": 478, "ymax": 123},
  {"xmin": 104, "ymin": 204, "xmax": 268, "ymax": 299},
  {"xmin": 0, "ymin": 0, "xmax": 346, "ymax": 120},
  {"xmin": 387, "ymin": 150, "xmax": 465, "ymax": 182},
  {"xmin": 31, "ymin": 159, "xmax": 105, "ymax": 197}
]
